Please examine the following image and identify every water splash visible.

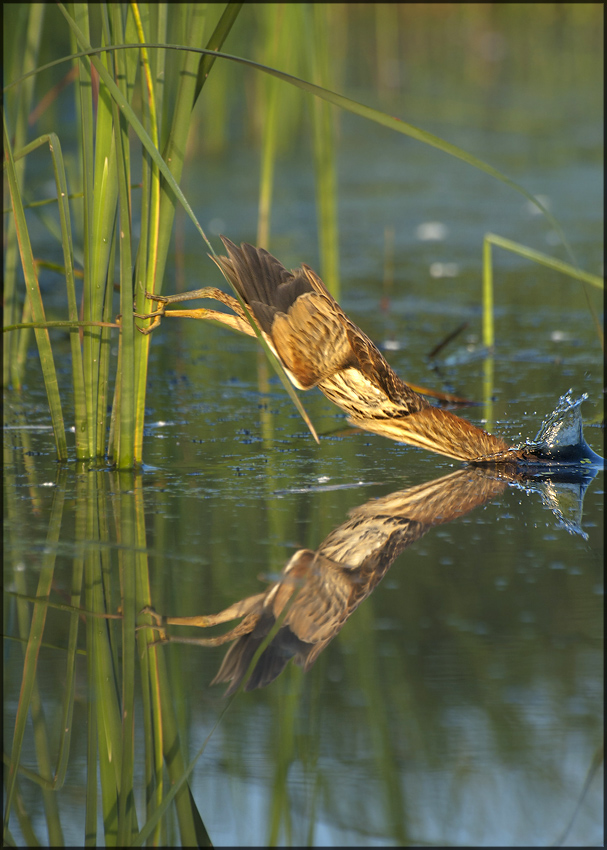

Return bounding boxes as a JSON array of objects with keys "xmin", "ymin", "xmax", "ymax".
[
  {"xmin": 502, "ymin": 390, "xmax": 603, "ymax": 537},
  {"xmin": 512, "ymin": 390, "xmax": 603, "ymax": 468}
]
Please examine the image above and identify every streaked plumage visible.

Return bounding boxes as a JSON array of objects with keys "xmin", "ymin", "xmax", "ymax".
[
  {"xmin": 211, "ymin": 238, "xmax": 510, "ymax": 462},
  {"xmin": 139, "ymin": 236, "xmax": 513, "ymax": 462},
  {"xmin": 144, "ymin": 467, "xmax": 511, "ymax": 694}
]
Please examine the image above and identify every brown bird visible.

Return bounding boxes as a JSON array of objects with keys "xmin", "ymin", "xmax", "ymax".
[
  {"xmin": 143, "ymin": 466, "xmax": 512, "ymax": 694},
  {"xmin": 139, "ymin": 237, "xmax": 513, "ymax": 463}
]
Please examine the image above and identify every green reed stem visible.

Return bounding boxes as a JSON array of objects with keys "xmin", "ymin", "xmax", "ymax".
[
  {"xmin": 483, "ymin": 232, "xmax": 604, "ymax": 353},
  {"xmin": 3, "ymin": 115, "xmax": 68, "ymax": 461},
  {"xmin": 256, "ymin": 5, "xmax": 284, "ymax": 248},
  {"xmin": 114, "ymin": 475, "xmax": 139, "ymax": 844},
  {"xmin": 3, "ymin": 476, "xmax": 66, "ymax": 844},
  {"xmin": 3, "ymin": 3, "xmax": 45, "ymax": 391},
  {"xmin": 132, "ymin": 475, "xmax": 165, "ymax": 846},
  {"xmin": 309, "ymin": 4, "xmax": 340, "ymax": 297},
  {"xmin": 113, "ymin": 22, "xmax": 136, "ymax": 471},
  {"xmin": 482, "ymin": 235, "xmax": 495, "ymax": 351},
  {"xmin": 86, "ymin": 475, "xmax": 122, "ymax": 844}
]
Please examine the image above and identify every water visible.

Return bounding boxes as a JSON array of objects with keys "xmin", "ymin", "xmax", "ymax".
[
  {"xmin": 512, "ymin": 390, "xmax": 604, "ymax": 466},
  {"xmin": 3, "ymin": 9, "xmax": 603, "ymax": 847}
]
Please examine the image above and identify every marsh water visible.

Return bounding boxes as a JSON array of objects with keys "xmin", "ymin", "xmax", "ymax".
[{"xmin": 3, "ymin": 8, "xmax": 604, "ymax": 847}]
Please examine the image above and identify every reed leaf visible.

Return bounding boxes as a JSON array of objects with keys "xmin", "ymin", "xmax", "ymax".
[
  {"xmin": 308, "ymin": 4, "xmax": 340, "ymax": 297},
  {"xmin": 256, "ymin": 4, "xmax": 285, "ymax": 248},
  {"xmin": 134, "ymin": 574, "xmax": 303, "ymax": 845},
  {"xmin": 133, "ymin": 5, "xmax": 208, "ymax": 466},
  {"xmin": 112, "ymin": 14, "xmax": 136, "ymax": 470},
  {"xmin": 133, "ymin": 480, "xmax": 164, "ymax": 845},
  {"xmin": 484, "ymin": 233, "xmax": 603, "ymax": 289},
  {"xmin": 7, "ymin": 40, "xmax": 584, "ymax": 263},
  {"xmin": 2, "ymin": 478, "xmax": 66, "ymax": 844},
  {"xmin": 194, "ymin": 2, "xmax": 243, "ymax": 105},
  {"xmin": 3, "ymin": 115, "xmax": 68, "ymax": 461},
  {"xmin": 50, "ymin": 491, "xmax": 85, "ymax": 797},
  {"xmin": 483, "ymin": 233, "xmax": 604, "ymax": 353},
  {"xmin": 267, "ymin": 671, "xmax": 303, "ymax": 845},
  {"xmin": 8, "ymin": 133, "xmax": 89, "ymax": 458},
  {"xmin": 5, "ymin": 25, "xmax": 598, "ymax": 468},
  {"xmin": 71, "ymin": 5, "xmax": 96, "ymax": 459},
  {"xmin": 3, "ymin": 3, "xmax": 45, "ymax": 391},
  {"xmin": 115, "ymin": 475, "xmax": 139, "ymax": 844},
  {"xmin": 152, "ymin": 650, "xmax": 201, "ymax": 846},
  {"xmin": 131, "ymin": 2, "xmax": 161, "ymax": 463}
]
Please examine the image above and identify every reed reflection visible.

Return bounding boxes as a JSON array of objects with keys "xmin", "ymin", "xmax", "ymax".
[{"xmin": 145, "ymin": 462, "xmax": 597, "ymax": 695}]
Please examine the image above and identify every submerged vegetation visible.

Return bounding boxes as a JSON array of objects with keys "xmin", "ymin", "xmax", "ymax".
[{"xmin": 3, "ymin": 3, "xmax": 603, "ymax": 846}]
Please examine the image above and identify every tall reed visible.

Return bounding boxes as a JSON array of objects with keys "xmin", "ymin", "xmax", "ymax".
[
  {"xmin": 4, "ymin": 4, "xmax": 242, "ymax": 468},
  {"xmin": 4, "ymin": 3, "xmax": 600, "ymax": 470},
  {"xmin": 3, "ymin": 8, "xmax": 602, "ymax": 847}
]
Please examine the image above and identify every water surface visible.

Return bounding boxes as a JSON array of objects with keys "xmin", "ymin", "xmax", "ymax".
[{"xmin": 3, "ymin": 7, "xmax": 603, "ymax": 846}]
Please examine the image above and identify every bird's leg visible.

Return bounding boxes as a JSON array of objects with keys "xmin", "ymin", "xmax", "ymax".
[
  {"xmin": 144, "ymin": 286, "xmax": 231, "ymax": 310},
  {"xmin": 138, "ymin": 598, "xmax": 265, "ymax": 647},
  {"xmin": 134, "ymin": 287, "xmax": 257, "ymax": 337}
]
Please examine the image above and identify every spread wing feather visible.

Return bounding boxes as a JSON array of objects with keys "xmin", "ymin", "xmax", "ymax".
[
  {"xmin": 213, "ymin": 237, "xmax": 426, "ymax": 405},
  {"xmin": 210, "ymin": 237, "xmax": 509, "ymax": 461}
]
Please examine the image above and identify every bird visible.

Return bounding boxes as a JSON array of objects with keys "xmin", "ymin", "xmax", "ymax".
[
  {"xmin": 142, "ymin": 466, "xmax": 512, "ymax": 694},
  {"xmin": 139, "ymin": 236, "xmax": 513, "ymax": 463}
]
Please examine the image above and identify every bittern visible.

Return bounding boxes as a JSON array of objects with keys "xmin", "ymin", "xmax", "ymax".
[
  {"xmin": 136, "ymin": 237, "xmax": 535, "ymax": 463},
  {"xmin": 143, "ymin": 466, "xmax": 513, "ymax": 694}
]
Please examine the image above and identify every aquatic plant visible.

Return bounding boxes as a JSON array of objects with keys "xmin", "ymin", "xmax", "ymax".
[{"xmin": 4, "ymin": 4, "xmax": 601, "ymax": 470}]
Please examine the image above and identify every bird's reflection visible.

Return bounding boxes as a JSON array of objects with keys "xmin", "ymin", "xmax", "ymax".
[{"xmin": 146, "ymin": 462, "xmax": 597, "ymax": 695}]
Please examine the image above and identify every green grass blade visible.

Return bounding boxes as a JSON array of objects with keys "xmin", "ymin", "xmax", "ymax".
[
  {"xmin": 133, "ymin": 668, "xmax": 227, "ymax": 847},
  {"xmin": 154, "ymin": 5, "xmax": 207, "ymax": 287},
  {"xmin": 484, "ymin": 233, "xmax": 603, "ymax": 289},
  {"xmin": 2, "ymin": 479, "xmax": 66, "ymax": 843},
  {"xmin": 133, "ymin": 480, "xmax": 164, "ymax": 845},
  {"xmin": 3, "ymin": 115, "xmax": 68, "ymax": 461},
  {"xmin": 256, "ymin": 70, "xmax": 280, "ymax": 247},
  {"xmin": 16, "ymin": 39, "xmax": 590, "ymax": 304},
  {"xmin": 80, "ymin": 476, "xmax": 99, "ymax": 847},
  {"xmin": 84, "ymin": 688, "xmax": 98, "ymax": 847},
  {"xmin": 14, "ymin": 299, "xmax": 32, "ymax": 388},
  {"xmin": 1, "ymin": 37, "xmax": 588, "ymax": 267},
  {"xmin": 98, "ymin": 234, "xmax": 119, "ymax": 462},
  {"xmin": 85, "ymin": 488, "xmax": 122, "ymax": 844},
  {"xmin": 92, "ymin": 474, "xmax": 124, "ymax": 843},
  {"xmin": 135, "ymin": 580, "xmax": 302, "ymax": 845},
  {"xmin": 3, "ymin": 3, "xmax": 45, "ymax": 391},
  {"xmin": 152, "ymin": 650, "xmax": 201, "ymax": 846},
  {"xmin": 111, "ymin": 20, "xmax": 135, "ymax": 470},
  {"xmin": 71, "ymin": 4, "xmax": 96, "ymax": 459},
  {"xmin": 267, "ymin": 672, "xmax": 302, "ymax": 844},
  {"xmin": 483, "ymin": 233, "xmax": 604, "ymax": 352},
  {"xmin": 45, "ymin": 131, "xmax": 89, "ymax": 459},
  {"xmin": 309, "ymin": 4, "xmax": 340, "ymax": 297},
  {"xmin": 256, "ymin": 5, "xmax": 284, "ymax": 248},
  {"xmin": 483, "ymin": 354, "xmax": 496, "ymax": 434},
  {"xmin": 8, "ymin": 780, "xmax": 41, "ymax": 846},
  {"xmin": 482, "ymin": 235, "xmax": 495, "ymax": 351},
  {"xmin": 51, "ymin": 490, "xmax": 86, "ymax": 795},
  {"xmin": 130, "ymin": 3, "xmax": 161, "ymax": 465},
  {"xmin": 194, "ymin": 1, "xmax": 243, "ymax": 105},
  {"xmin": 10, "ymin": 131, "xmax": 89, "ymax": 458},
  {"xmin": 90, "ymin": 63, "xmax": 119, "ymax": 462},
  {"xmin": 115, "ymin": 475, "xmax": 139, "ymax": 844},
  {"xmin": 3, "ymin": 320, "xmax": 120, "ymax": 332}
]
